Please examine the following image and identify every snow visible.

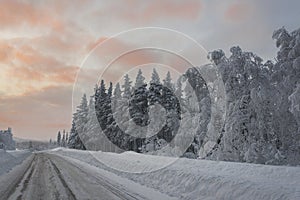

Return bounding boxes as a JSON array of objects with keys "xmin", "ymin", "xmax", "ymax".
[
  {"xmin": 49, "ymin": 148, "xmax": 300, "ymax": 200},
  {"xmin": 55, "ymin": 153, "xmax": 176, "ymax": 200},
  {"xmin": 0, "ymin": 149, "xmax": 31, "ymax": 176}
]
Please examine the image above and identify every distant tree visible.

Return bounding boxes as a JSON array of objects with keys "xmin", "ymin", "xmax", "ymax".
[
  {"xmin": 68, "ymin": 119, "xmax": 86, "ymax": 150},
  {"xmin": 68, "ymin": 94, "xmax": 88, "ymax": 150},
  {"xmin": 163, "ymin": 71, "xmax": 173, "ymax": 90},
  {"xmin": 134, "ymin": 69, "xmax": 146, "ymax": 89},
  {"xmin": 108, "ymin": 82, "xmax": 113, "ymax": 98},
  {"xmin": 62, "ymin": 131, "xmax": 66, "ymax": 147},
  {"xmin": 114, "ymin": 82, "xmax": 122, "ymax": 98},
  {"xmin": 148, "ymin": 68, "xmax": 161, "ymax": 105},
  {"xmin": 65, "ymin": 132, "xmax": 69, "ymax": 143},
  {"xmin": 57, "ymin": 131, "xmax": 61, "ymax": 146},
  {"xmin": 150, "ymin": 68, "xmax": 160, "ymax": 84},
  {"xmin": 122, "ymin": 74, "xmax": 132, "ymax": 98},
  {"xmin": 112, "ymin": 82, "xmax": 122, "ymax": 110}
]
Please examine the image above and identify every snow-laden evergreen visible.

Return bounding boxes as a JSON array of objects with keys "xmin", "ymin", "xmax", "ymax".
[{"xmin": 68, "ymin": 27, "xmax": 300, "ymax": 165}]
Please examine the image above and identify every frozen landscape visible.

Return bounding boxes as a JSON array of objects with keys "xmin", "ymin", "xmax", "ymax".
[
  {"xmin": 1, "ymin": 26, "xmax": 300, "ymax": 199},
  {"xmin": 1, "ymin": 1, "xmax": 300, "ymax": 199},
  {"xmin": 0, "ymin": 148, "xmax": 299, "ymax": 200}
]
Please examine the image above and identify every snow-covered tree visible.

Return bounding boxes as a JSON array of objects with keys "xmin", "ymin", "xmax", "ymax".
[
  {"xmin": 57, "ymin": 131, "xmax": 61, "ymax": 146},
  {"xmin": 68, "ymin": 119, "xmax": 86, "ymax": 150},
  {"xmin": 122, "ymin": 74, "xmax": 132, "ymax": 98},
  {"xmin": 163, "ymin": 71, "xmax": 173, "ymax": 90},
  {"xmin": 150, "ymin": 68, "xmax": 160, "ymax": 84},
  {"xmin": 135, "ymin": 69, "xmax": 146, "ymax": 89},
  {"xmin": 68, "ymin": 94, "xmax": 88, "ymax": 150},
  {"xmin": 62, "ymin": 130, "xmax": 65, "ymax": 147}
]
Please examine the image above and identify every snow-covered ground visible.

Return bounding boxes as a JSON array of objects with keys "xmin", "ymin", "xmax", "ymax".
[
  {"xmin": 0, "ymin": 149, "xmax": 31, "ymax": 176},
  {"xmin": 0, "ymin": 151, "xmax": 175, "ymax": 200},
  {"xmin": 1, "ymin": 148, "xmax": 299, "ymax": 199},
  {"xmin": 49, "ymin": 148, "xmax": 300, "ymax": 200}
]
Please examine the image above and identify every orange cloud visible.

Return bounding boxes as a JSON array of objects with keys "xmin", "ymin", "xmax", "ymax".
[
  {"xmin": 0, "ymin": 115, "xmax": 16, "ymax": 125},
  {"xmin": 5, "ymin": 43, "xmax": 79, "ymax": 83},
  {"xmin": 0, "ymin": 0, "xmax": 63, "ymax": 31},
  {"xmin": 91, "ymin": 0, "xmax": 202, "ymax": 23},
  {"xmin": 224, "ymin": 3, "xmax": 252, "ymax": 22},
  {"xmin": 0, "ymin": 39, "xmax": 82, "ymax": 98},
  {"xmin": 143, "ymin": 0, "xmax": 202, "ymax": 21},
  {"xmin": 0, "ymin": 0, "xmax": 204, "ymax": 140},
  {"xmin": 0, "ymin": 85, "xmax": 73, "ymax": 140},
  {"xmin": 0, "ymin": 41, "xmax": 13, "ymax": 62}
]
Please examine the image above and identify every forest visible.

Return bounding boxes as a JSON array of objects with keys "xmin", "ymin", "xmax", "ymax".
[{"xmin": 66, "ymin": 27, "xmax": 300, "ymax": 166}]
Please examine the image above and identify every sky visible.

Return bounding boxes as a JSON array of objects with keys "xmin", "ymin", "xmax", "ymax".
[{"xmin": 0, "ymin": 0, "xmax": 299, "ymax": 141}]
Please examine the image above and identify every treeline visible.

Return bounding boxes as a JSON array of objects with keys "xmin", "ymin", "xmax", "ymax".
[
  {"xmin": 54, "ymin": 130, "xmax": 69, "ymax": 147},
  {"xmin": 66, "ymin": 27, "xmax": 300, "ymax": 165},
  {"xmin": 206, "ymin": 27, "xmax": 300, "ymax": 165},
  {"xmin": 67, "ymin": 69, "xmax": 185, "ymax": 153}
]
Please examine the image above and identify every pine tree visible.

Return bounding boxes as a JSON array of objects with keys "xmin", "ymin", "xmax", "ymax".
[
  {"xmin": 135, "ymin": 69, "xmax": 146, "ymax": 89},
  {"xmin": 150, "ymin": 68, "xmax": 160, "ymax": 84},
  {"xmin": 65, "ymin": 132, "xmax": 68, "ymax": 143},
  {"xmin": 122, "ymin": 74, "xmax": 132, "ymax": 98},
  {"xmin": 95, "ymin": 80, "xmax": 108, "ymax": 129},
  {"xmin": 68, "ymin": 118, "xmax": 86, "ymax": 150},
  {"xmin": 149, "ymin": 68, "xmax": 162, "ymax": 105},
  {"xmin": 108, "ymin": 82, "xmax": 113, "ymax": 98},
  {"xmin": 62, "ymin": 131, "xmax": 65, "ymax": 147},
  {"xmin": 163, "ymin": 71, "xmax": 173, "ymax": 90},
  {"xmin": 57, "ymin": 131, "xmax": 61, "ymax": 146},
  {"xmin": 68, "ymin": 94, "xmax": 88, "ymax": 150},
  {"xmin": 113, "ymin": 82, "xmax": 122, "ymax": 98}
]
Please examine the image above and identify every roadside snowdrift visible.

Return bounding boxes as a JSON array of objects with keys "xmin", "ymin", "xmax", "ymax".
[
  {"xmin": 50, "ymin": 148, "xmax": 300, "ymax": 200},
  {"xmin": 0, "ymin": 150, "xmax": 31, "ymax": 176}
]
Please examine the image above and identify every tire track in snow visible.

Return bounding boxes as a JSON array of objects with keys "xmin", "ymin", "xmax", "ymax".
[
  {"xmin": 48, "ymin": 154, "xmax": 142, "ymax": 200},
  {"xmin": 48, "ymin": 158, "xmax": 77, "ymax": 200}
]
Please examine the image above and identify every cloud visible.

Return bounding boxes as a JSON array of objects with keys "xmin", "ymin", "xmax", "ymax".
[
  {"xmin": 143, "ymin": 0, "xmax": 202, "ymax": 21},
  {"xmin": 0, "ymin": 39, "xmax": 81, "ymax": 96},
  {"xmin": 0, "ymin": 0, "xmax": 63, "ymax": 31},
  {"xmin": 1, "ymin": 0, "xmax": 298, "ymax": 141},
  {"xmin": 90, "ymin": 0, "xmax": 202, "ymax": 24},
  {"xmin": 0, "ymin": 85, "xmax": 73, "ymax": 140},
  {"xmin": 224, "ymin": 3, "xmax": 253, "ymax": 22}
]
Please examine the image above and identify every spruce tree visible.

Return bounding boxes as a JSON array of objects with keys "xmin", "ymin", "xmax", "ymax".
[
  {"xmin": 149, "ymin": 68, "xmax": 162, "ymax": 105},
  {"xmin": 122, "ymin": 74, "xmax": 132, "ymax": 98},
  {"xmin": 62, "ymin": 131, "xmax": 65, "ymax": 147},
  {"xmin": 68, "ymin": 94, "xmax": 88, "ymax": 150},
  {"xmin": 57, "ymin": 131, "xmax": 61, "ymax": 146},
  {"xmin": 113, "ymin": 82, "xmax": 122, "ymax": 98},
  {"xmin": 163, "ymin": 71, "xmax": 173, "ymax": 90},
  {"xmin": 150, "ymin": 68, "xmax": 160, "ymax": 84},
  {"xmin": 108, "ymin": 82, "xmax": 113, "ymax": 98},
  {"xmin": 135, "ymin": 69, "xmax": 146, "ymax": 89}
]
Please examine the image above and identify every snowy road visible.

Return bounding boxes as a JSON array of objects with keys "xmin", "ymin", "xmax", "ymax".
[
  {"xmin": 1, "ymin": 153, "xmax": 171, "ymax": 200},
  {"xmin": 1, "ymin": 149, "xmax": 299, "ymax": 200}
]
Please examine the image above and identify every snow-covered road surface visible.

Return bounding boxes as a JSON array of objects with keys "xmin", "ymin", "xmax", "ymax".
[
  {"xmin": 1, "ymin": 149, "xmax": 300, "ymax": 200},
  {"xmin": 0, "ymin": 152, "xmax": 174, "ymax": 200}
]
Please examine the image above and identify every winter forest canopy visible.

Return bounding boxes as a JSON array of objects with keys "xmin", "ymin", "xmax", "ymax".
[{"xmin": 66, "ymin": 27, "xmax": 300, "ymax": 166}]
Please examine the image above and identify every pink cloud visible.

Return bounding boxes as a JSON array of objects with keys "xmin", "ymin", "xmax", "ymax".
[
  {"xmin": 0, "ymin": 0, "xmax": 64, "ymax": 31},
  {"xmin": 91, "ymin": 0, "xmax": 202, "ymax": 23},
  {"xmin": 224, "ymin": 3, "xmax": 253, "ymax": 22},
  {"xmin": 0, "ymin": 85, "xmax": 73, "ymax": 140}
]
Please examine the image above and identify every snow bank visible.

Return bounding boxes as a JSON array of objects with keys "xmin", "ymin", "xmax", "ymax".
[
  {"xmin": 0, "ymin": 150, "xmax": 31, "ymax": 176},
  {"xmin": 50, "ymin": 149, "xmax": 300, "ymax": 200}
]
